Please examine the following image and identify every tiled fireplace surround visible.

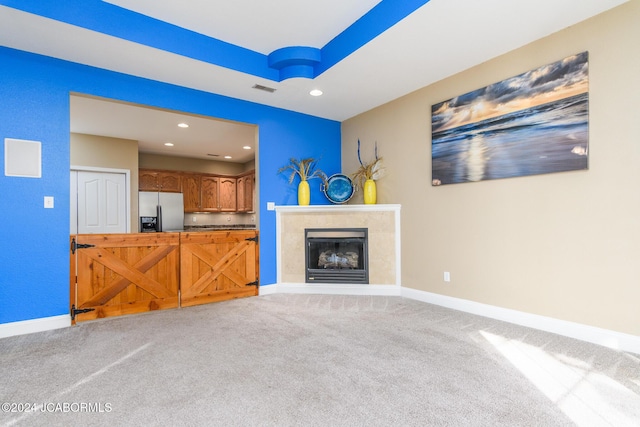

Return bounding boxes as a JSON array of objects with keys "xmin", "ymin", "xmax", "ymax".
[{"xmin": 272, "ymin": 204, "xmax": 401, "ymax": 294}]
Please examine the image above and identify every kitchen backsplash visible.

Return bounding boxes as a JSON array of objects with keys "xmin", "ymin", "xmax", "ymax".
[{"xmin": 185, "ymin": 212, "xmax": 256, "ymax": 227}]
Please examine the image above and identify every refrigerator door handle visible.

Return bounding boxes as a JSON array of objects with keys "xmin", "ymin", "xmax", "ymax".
[{"xmin": 157, "ymin": 204, "xmax": 162, "ymax": 232}]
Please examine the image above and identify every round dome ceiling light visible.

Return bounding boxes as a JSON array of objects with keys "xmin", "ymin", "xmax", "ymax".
[
  {"xmin": 177, "ymin": 122, "xmax": 189, "ymax": 128},
  {"xmin": 309, "ymin": 89, "xmax": 323, "ymax": 97}
]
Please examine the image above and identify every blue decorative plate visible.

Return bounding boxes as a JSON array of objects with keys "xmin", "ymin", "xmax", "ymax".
[{"xmin": 323, "ymin": 174, "xmax": 354, "ymax": 204}]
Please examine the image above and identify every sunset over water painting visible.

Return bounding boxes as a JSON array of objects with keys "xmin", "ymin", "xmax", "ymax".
[{"xmin": 431, "ymin": 52, "xmax": 589, "ymax": 185}]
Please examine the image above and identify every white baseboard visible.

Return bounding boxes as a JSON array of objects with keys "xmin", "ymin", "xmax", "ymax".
[
  {"xmin": 0, "ymin": 315, "xmax": 70, "ymax": 339},
  {"xmin": 7, "ymin": 288, "xmax": 638, "ymax": 355},
  {"xmin": 260, "ymin": 283, "xmax": 401, "ymax": 296},
  {"xmin": 401, "ymin": 287, "xmax": 640, "ymax": 355},
  {"xmin": 260, "ymin": 283, "xmax": 640, "ymax": 354},
  {"xmin": 258, "ymin": 283, "xmax": 279, "ymax": 295}
]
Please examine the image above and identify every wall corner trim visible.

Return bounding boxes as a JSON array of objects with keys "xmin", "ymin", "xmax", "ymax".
[
  {"xmin": 401, "ymin": 287, "xmax": 640, "ymax": 355},
  {"xmin": 0, "ymin": 315, "xmax": 70, "ymax": 340}
]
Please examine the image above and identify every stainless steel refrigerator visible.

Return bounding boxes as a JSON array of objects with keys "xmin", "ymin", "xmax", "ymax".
[{"xmin": 138, "ymin": 192, "xmax": 185, "ymax": 232}]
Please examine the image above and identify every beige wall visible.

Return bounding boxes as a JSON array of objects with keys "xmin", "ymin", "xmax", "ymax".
[
  {"xmin": 70, "ymin": 133, "xmax": 139, "ymax": 227},
  {"xmin": 139, "ymin": 152, "xmax": 253, "ymax": 175},
  {"xmin": 341, "ymin": 1, "xmax": 640, "ymax": 336}
]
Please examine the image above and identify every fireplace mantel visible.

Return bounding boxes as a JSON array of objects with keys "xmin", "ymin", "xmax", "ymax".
[
  {"xmin": 275, "ymin": 204, "xmax": 401, "ymax": 214},
  {"xmin": 273, "ymin": 204, "xmax": 401, "ymax": 295}
]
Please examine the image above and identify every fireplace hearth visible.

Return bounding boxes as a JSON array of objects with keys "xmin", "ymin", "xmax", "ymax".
[{"xmin": 305, "ymin": 228, "xmax": 368, "ymax": 284}]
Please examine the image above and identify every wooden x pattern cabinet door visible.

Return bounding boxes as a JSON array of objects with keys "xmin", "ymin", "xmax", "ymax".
[
  {"xmin": 71, "ymin": 233, "xmax": 180, "ymax": 322},
  {"xmin": 180, "ymin": 230, "xmax": 258, "ymax": 307}
]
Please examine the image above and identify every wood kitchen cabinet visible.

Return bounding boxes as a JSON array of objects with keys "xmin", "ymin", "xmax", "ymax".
[
  {"xmin": 218, "ymin": 177, "xmax": 237, "ymax": 212},
  {"xmin": 142, "ymin": 168, "xmax": 253, "ymax": 213},
  {"xmin": 201, "ymin": 175, "xmax": 220, "ymax": 211},
  {"xmin": 182, "ymin": 173, "xmax": 225, "ymax": 212},
  {"xmin": 139, "ymin": 169, "xmax": 182, "ymax": 192},
  {"xmin": 236, "ymin": 175, "xmax": 246, "ymax": 212},
  {"xmin": 236, "ymin": 171, "xmax": 255, "ymax": 212},
  {"xmin": 182, "ymin": 174, "xmax": 202, "ymax": 212},
  {"xmin": 183, "ymin": 174, "xmax": 220, "ymax": 212}
]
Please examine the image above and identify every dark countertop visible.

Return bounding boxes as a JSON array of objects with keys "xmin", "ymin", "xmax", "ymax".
[{"xmin": 183, "ymin": 224, "xmax": 256, "ymax": 231}]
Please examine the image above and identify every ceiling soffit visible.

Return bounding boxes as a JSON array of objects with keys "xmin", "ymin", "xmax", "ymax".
[{"xmin": 3, "ymin": 0, "xmax": 430, "ymax": 81}]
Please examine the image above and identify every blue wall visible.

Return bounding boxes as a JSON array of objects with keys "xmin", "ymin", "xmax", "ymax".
[{"xmin": 0, "ymin": 47, "xmax": 341, "ymax": 325}]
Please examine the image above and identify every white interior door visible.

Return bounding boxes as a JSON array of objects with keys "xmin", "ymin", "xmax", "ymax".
[{"xmin": 72, "ymin": 171, "xmax": 127, "ymax": 234}]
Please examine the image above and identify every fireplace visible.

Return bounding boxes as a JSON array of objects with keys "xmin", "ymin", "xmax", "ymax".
[{"xmin": 305, "ymin": 228, "xmax": 369, "ymax": 284}]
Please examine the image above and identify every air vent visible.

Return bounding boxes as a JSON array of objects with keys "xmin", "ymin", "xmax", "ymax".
[
  {"xmin": 252, "ymin": 84, "xmax": 276, "ymax": 93},
  {"xmin": 207, "ymin": 154, "xmax": 219, "ymax": 157}
]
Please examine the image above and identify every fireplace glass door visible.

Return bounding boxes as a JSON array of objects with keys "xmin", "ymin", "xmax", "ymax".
[{"xmin": 305, "ymin": 228, "xmax": 368, "ymax": 284}]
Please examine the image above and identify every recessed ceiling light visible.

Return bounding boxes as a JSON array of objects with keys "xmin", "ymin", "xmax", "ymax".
[
  {"xmin": 177, "ymin": 122, "xmax": 189, "ymax": 128},
  {"xmin": 224, "ymin": 155, "xmax": 232, "ymax": 159},
  {"xmin": 243, "ymin": 146, "xmax": 252, "ymax": 150},
  {"xmin": 309, "ymin": 89, "xmax": 323, "ymax": 97},
  {"xmin": 164, "ymin": 142, "xmax": 174, "ymax": 147}
]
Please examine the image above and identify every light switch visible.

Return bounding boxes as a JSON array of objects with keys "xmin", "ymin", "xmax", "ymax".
[
  {"xmin": 267, "ymin": 202, "xmax": 275, "ymax": 211},
  {"xmin": 44, "ymin": 196, "xmax": 54, "ymax": 208}
]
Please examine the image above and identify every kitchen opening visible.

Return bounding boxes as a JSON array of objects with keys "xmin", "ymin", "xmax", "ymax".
[{"xmin": 69, "ymin": 94, "xmax": 260, "ymax": 322}]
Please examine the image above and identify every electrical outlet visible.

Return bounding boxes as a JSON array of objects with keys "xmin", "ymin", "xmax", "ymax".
[
  {"xmin": 192, "ymin": 216, "xmax": 197, "ymax": 222},
  {"xmin": 444, "ymin": 271, "xmax": 451, "ymax": 282},
  {"xmin": 227, "ymin": 216, "xmax": 231, "ymax": 222},
  {"xmin": 44, "ymin": 196, "xmax": 54, "ymax": 208}
]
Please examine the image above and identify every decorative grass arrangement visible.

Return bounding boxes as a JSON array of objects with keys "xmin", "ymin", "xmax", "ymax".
[
  {"xmin": 351, "ymin": 139, "xmax": 385, "ymax": 189},
  {"xmin": 278, "ymin": 157, "xmax": 328, "ymax": 184}
]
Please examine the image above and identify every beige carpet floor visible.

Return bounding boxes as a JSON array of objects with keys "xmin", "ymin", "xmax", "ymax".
[{"xmin": 1, "ymin": 294, "xmax": 639, "ymax": 426}]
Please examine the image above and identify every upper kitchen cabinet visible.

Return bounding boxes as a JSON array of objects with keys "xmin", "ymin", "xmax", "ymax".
[
  {"xmin": 218, "ymin": 177, "xmax": 237, "ymax": 212},
  {"xmin": 183, "ymin": 174, "xmax": 216, "ymax": 212},
  {"xmin": 236, "ymin": 171, "xmax": 255, "ymax": 212},
  {"xmin": 139, "ymin": 169, "xmax": 182, "ymax": 192},
  {"xmin": 182, "ymin": 173, "xmax": 200, "ymax": 212},
  {"xmin": 183, "ymin": 174, "xmax": 227, "ymax": 212},
  {"xmin": 141, "ymin": 167, "xmax": 252, "ymax": 213},
  {"xmin": 201, "ymin": 175, "xmax": 220, "ymax": 211}
]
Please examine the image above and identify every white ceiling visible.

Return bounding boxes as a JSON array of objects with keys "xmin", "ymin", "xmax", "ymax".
[
  {"xmin": 0, "ymin": 0, "xmax": 628, "ymax": 161},
  {"xmin": 70, "ymin": 96, "xmax": 258, "ymax": 163},
  {"xmin": 104, "ymin": 0, "xmax": 383, "ymax": 55}
]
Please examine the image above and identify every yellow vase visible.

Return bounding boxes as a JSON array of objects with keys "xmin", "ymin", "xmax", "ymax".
[
  {"xmin": 298, "ymin": 180, "xmax": 310, "ymax": 205},
  {"xmin": 363, "ymin": 179, "xmax": 377, "ymax": 204}
]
